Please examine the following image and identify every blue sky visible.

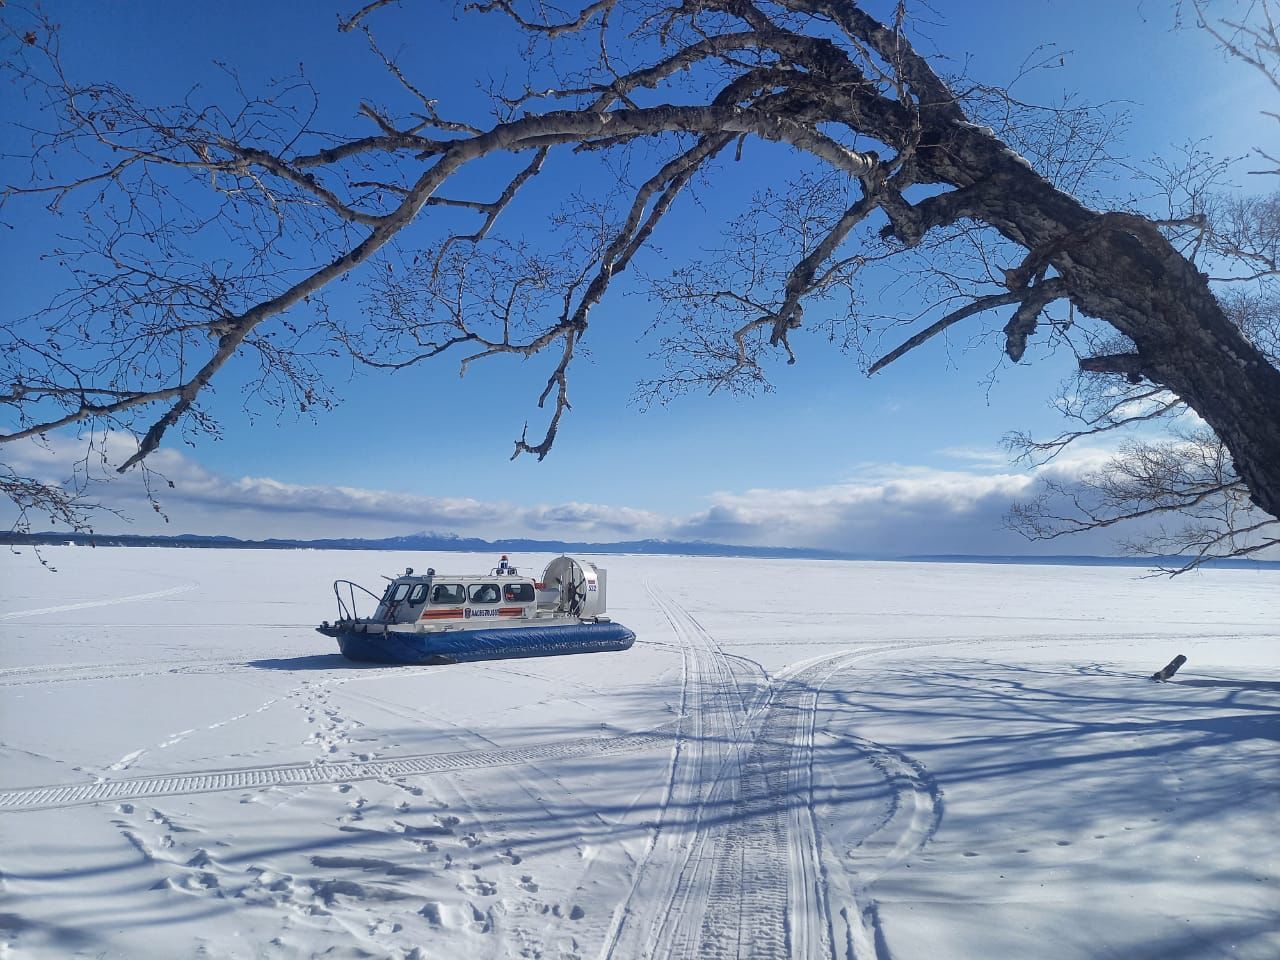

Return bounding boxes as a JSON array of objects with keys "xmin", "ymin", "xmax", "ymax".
[{"xmin": 1, "ymin": 1, "xmax": 1269, "ymax": 552}]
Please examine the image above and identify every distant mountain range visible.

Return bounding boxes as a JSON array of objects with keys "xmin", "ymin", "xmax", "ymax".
[
  {"xmin": 4, "ymin": 529, "xmax": 859, "ymax": 560},
  {"xmin": 4, "ymin": 529, "xmax": 1278, "ymax": 569}
]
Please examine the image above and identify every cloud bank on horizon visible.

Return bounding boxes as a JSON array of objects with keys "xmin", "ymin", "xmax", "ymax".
[{"xmin": 3, "ymin": 433, "xmax": 1148, "ymax": 556}]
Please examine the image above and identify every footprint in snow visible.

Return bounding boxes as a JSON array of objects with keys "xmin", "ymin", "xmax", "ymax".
[
  {"xmin": 109, "ymin": 749, "xmax": 146, "ymax": 771},
  {"xmin": 469, "ymin": 903, "xmax": 493, "ymax": 933}
]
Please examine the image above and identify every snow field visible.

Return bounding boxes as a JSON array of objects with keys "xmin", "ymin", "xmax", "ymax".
[{"xmin": 0, "ymin": 548, "xmax": 1276, "ymax": 959}]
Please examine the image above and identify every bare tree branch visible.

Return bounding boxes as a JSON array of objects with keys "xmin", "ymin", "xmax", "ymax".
[{"xmin": 0, "ymin": 0, "xmax": 1277, "ymax": 558}]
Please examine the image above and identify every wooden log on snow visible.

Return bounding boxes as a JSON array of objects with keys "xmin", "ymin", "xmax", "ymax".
[{"xmin": 1151, "ymin": 654, "xmax": 1187, "ymax": 682}]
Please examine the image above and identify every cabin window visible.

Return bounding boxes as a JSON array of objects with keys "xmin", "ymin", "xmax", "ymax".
[
  {"xmin": 469, "ymin": 583, "xmax": 501, "ymax": 604},
  {"xmin": 390, "ymin": 583, "xmax": 411, "ymax": 603},
  {"xmin": 503, "ymin": 583, "xmax": 535, "ymax": 603},
  {"xmin": 430, "ymin": 583, "xmax": 465, "ymax": 605},
  {"xmin": 407, "ymin": 583, "xmax": 429, "ymax": 605}
]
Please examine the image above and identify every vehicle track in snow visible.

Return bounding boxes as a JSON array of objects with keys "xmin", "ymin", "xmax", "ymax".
[
  {"xmin": 842, "ymin": 737, "xmax": 944, "ymax": 886},
  {"xmin": 0, "ymin": 726, "xmax": 675, "ymax": 813},
  {"xmin": 606, "ymin": 584, "xmax": 950, "ymax": 960},
  {"xmin": 602, "ymin": 583, "xmax": 768, "ymax": 959},
  {"xmin": 831, "ymin": 736, "xmax": 944, "ymax": 959},
  {"xmin": 655, "ymin": 652, "xmax": 862, "ymax": 960},
  {"xmin": 666, "ymin": 645, "xmax": 946, "ymax": 960}
]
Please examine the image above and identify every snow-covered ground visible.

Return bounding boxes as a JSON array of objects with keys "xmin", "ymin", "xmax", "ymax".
[{"xmin": 0, "ymin": 547, "xmax": 1276, "ymax": 959}]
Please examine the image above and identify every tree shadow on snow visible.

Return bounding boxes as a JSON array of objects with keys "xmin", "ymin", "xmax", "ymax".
[
  {"xmin": 10, "ymin": 654, "xmax": 1277, "ymax": 957},
  {"xmin": 1174, "ymin": 677, "xmax": 1280, "ymax": 692},
  {"xmin": 821, "ymin": 658, "xmax": 1280, "ymax": 843}
]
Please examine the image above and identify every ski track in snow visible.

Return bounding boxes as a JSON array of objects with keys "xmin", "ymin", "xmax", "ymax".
[
  {"xmin": 0, "ymin": 656, "xmax": 260, "ymax": 687},
  {"xmin": 604, "ymin": 585, "xmax": 948, "ymax": 960},
  {"xmin": 0, "ymin": 581, "xmax": 198, "ymax": 620},
  {"xmin": 0, "ymin": 656, "xmax": 448, "ymax": 687}
]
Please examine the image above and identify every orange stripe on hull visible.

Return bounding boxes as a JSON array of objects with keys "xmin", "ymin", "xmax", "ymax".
[{"xmin": 420, "ymin": 608, "xmax": 464, "ymax": 619}]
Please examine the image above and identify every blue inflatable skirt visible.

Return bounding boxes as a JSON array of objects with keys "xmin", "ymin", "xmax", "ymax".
[{"xmin": 330, "ymin": 621, "xmax": 636, "ymax": 665}]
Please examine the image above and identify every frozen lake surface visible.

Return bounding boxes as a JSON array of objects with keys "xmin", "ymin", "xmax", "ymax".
[{"xmin": 1, "ymin": 547, "xmax": 1276, "ymax": 959}]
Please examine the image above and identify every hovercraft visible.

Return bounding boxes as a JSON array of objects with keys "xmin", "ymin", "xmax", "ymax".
[{"xmin": 317, "ymin": 556, "xmax": 636, "ymax": 665}]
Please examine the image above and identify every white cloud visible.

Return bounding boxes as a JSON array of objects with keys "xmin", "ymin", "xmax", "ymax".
[
  {"xmin": 2, "ymin": 435, "xmax": 674, "ymax": 542},
  {"xmin": 675, "ymin": 468, "xmax": 1046, "ymax": 553},
  {"xmin": 0, "ymin": 432, "xmax": 1150, "ymax": 555},
  {"xmin": 936, "ymin": 445, "xmax": 1017, "ymax": 468}
]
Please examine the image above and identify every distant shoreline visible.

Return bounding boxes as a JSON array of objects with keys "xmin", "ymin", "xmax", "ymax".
[{"xmin": 5, "ymin": 531, "xmax": 1278, "ymax": 570}]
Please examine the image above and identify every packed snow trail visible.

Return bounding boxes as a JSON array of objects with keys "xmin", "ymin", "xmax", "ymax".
[
  {"xmin": 0, "ymin": 728, "xmax": 674, "ymax": 811},
  {"xmin": 658, "ymin": 654, "xmax": 854, "ymax": 960},
  {"xmin": 603, "ymin": 583, "xmax": 764, "ymax": 958},
  {"xmin": 604, "ymin": 587, "xmax": 948, "ymax": 960}
]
